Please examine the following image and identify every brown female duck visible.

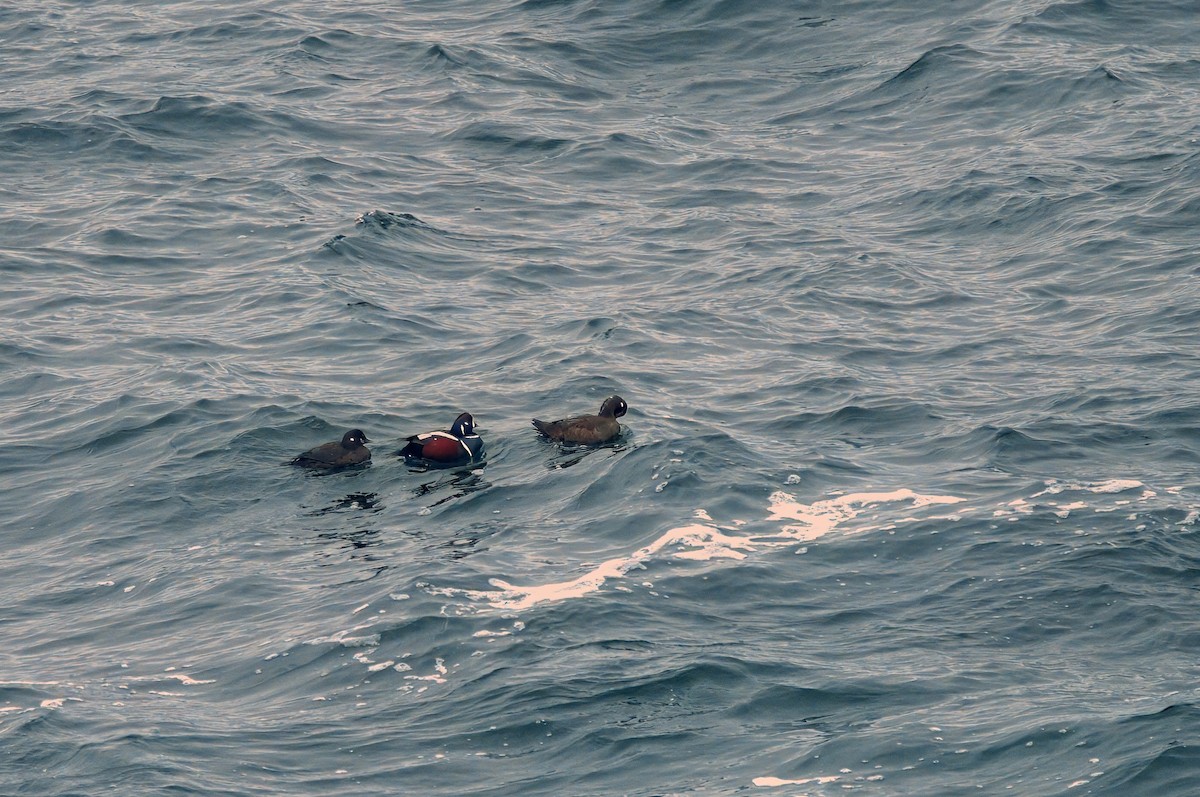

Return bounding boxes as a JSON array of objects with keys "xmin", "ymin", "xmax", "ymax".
[{"xmin": 532, "ymin": 395, "xmax": 627, "ymax": 444}]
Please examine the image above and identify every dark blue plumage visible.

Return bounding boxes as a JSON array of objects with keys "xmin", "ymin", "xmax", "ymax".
[{"xmin": 398, "ymin": 413, "xmax": 483, "ymax": 468}]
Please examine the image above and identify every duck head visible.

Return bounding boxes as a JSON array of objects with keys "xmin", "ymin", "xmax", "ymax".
[
  {"xmin": 598, "ymin": 396, "xmax": 627, "ymax": 419},
  {"xmin": 342, "ymin": 429, "xmax": 370, "ymax": 447},
  {"xmin": 449, "ymin": 413, "xmax": 475, "ymax": 437}
]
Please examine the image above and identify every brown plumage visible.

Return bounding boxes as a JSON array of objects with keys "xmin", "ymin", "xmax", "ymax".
[
  {"xmin": 532, "ymin": 395, "xmax": 627, "ymax": 444},
  {"xmin": 291, "ymin": 429, "xmax": 371, "ymax": 468}
]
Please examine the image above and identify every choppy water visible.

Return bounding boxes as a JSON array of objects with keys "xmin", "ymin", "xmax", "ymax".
[{"xmin": 3, "ymin": 0, "xmax": 1200, "ymax": 794}]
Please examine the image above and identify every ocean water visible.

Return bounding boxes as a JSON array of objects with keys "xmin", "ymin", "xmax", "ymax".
[{"xmin": 2, "ymin": 0, "xmax": 1199, "ymax": 794}]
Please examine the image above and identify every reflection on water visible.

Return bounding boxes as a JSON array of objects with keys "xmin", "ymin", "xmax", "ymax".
[
  {"xmin": 312, "ymin": 492, "xmax": 382, "ymax": 516},
  {"xmin": 438, "ymin": 529, "xmax": 486, "ymax": 560},
  {"xmin": 543, "ymin": 442, "xmax": 628, "ymax": 470},
  {"xmin": 303, "ymin": 492, "xmax": 388, "ymax": 574},
  {"xmin": 413, "ymin": 470, "xmax": 490, "ymax": 509},
  {"xmin": 316, "ymin": 526, "xmax": 381, "ymax": 551}
]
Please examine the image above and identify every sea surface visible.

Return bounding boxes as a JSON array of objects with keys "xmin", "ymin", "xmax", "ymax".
[{"xmin": 2, "ymin": 1, "xmax": 1199, "ymax": 794}]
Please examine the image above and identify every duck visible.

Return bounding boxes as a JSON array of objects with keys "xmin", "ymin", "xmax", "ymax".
[
  {"xmin": 291, "ymin": 429, "xmax": 371, "ymax": 468},
  {"xmin": 398, "ymin": 412, "xmax": 483, "ymax": 468},
  {"xmin": 532, "ymin": 395, "xmax": 627, "ymax": 444}
]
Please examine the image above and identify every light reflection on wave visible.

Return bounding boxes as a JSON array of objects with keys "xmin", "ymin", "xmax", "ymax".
[
  {"xmin": 433, "ymin": 488, "xmax": 964, "ymax": 613},
  {"xmin": 430, "ymin": 477, "xmax": 1173, "ymax": 615}
]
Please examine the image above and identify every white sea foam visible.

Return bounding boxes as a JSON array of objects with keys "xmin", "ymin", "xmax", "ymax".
[
  {"xmin": 1033, "ymin": 478, "xmax": 1145, "ymax": 498},
  {"xmin": 430, "ymin": 474, "xmax": 1183, "ymax": 618},
  {"xmin": 752, "ymin": 774, "xmax": 840, "ymax": 787},
  {"xmin": 165, "ymin": 673, "xmax": 213, "ymax": 686},
  {"xmin": 124, "ymin": 672, "xmax": 214, "ymax": 686},
  {"xmin": 767, "ymin": 488, "xmax": 963, "ymax": 542},
  {"xmin": 339, "ymin": 475, "xmax": 1192, "ymax": 688},
  {"xmin": 403, "ymin": 658, "xmax": 449, "ymax": 684},
  {"xmin": 443, "ymin": 490, "xmax": 964, "ymax": 612}
]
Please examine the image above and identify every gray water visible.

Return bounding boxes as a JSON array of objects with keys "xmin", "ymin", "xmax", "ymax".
[{"xmin": 3, "ymin": 1, "xmax": 1200, "ymax": 794}]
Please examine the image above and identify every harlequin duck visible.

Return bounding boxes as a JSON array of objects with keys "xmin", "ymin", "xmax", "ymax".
[
  {"xmin": 532, "ymin": 395, "xmax": 627, "ymax": 444},
  {"xmin": 398, "ymin": 412, "xmax": 483, "ymax": 468},
  {"xmin": 291, "ymin": 429, "xmax": 371, "ymax": 468}
]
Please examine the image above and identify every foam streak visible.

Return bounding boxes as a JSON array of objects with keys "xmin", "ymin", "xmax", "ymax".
[{"xmin": 465, "ymin": 490, "xmax": 963, "ymax": 612}]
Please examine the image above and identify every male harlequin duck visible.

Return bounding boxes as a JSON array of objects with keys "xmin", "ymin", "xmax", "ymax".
[
  {"xmin": 532, "ymin": 395, "xmax": 627, "ymax": 444},
  {"xmin": 398, "ymin": 412, "xmax": 483, "ymax": 468},
  {"xmin": 291, "ymin": 429, "xmax": 371, "ymax": 468}
]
